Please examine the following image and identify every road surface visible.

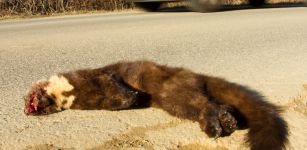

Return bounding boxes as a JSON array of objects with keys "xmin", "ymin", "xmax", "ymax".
[{"xmin": 0, "ymin": 6, "xmax": 306, "ymax": 150}]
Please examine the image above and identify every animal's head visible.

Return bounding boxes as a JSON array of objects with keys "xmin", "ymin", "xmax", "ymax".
[
  {"xmin": 24, "ymin": 81, "xmax": 59, "ymax": 115},
  {"xmin": 24, "ymin": 75, "xmax": 76, "ymax": 115}
]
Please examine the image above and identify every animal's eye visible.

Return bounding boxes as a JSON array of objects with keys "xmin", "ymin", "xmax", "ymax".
[
  {"xmin": 47, "ymin": 97, "xmax": 55, "ymax": 105},
  {"xmin": 38, "ymin": 96, "xmax": 54, "ymax": 108}
]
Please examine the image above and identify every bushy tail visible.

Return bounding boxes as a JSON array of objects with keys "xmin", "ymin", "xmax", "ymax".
[{"xmin": 204, "ymin": 76, "xmax": 288, "ymax": 150}]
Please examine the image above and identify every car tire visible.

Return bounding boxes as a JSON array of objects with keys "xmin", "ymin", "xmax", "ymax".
[
  {"xmin": 249, "ymin": 0, "xmax": 265, "ymax": 7},
  {"xmin": 135, "ymin": 2, "xmax": 162, "ymax": 12},
  {"xmin": 190, "ymin": 0, "xmax": 221, "ymax": 12}
]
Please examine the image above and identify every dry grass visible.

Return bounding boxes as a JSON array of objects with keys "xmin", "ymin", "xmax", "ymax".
[
  {"xmin": 285, "ymin": 84, "xmax": 307, "ymax": 116},
  {"xmin": 0, "ymin": 0, "xmax": 134, "ymax": 17}
]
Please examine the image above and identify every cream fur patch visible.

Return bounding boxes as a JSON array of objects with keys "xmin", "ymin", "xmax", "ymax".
[{"xmin": 44, "ymin": 75, "xmax": 75, "ymax": 110}]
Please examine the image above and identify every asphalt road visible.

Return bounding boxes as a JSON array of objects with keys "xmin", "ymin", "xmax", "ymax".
[{"xmin": 0, "ymin": 6, "xmax": 307, "ymax": 150}]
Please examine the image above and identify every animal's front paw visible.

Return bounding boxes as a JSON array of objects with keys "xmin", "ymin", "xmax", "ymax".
[{"xmin": 218, "ymin": 105, "xmax": 237, "ymax": 135}]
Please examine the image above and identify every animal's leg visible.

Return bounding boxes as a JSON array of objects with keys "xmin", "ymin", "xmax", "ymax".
[
  {"xmin": 154, "ymin": 88, "xmax": 227, "ymax": 138},
  {"xmin": 198, "ymin": 103, "xmax": 223, "ymax": 138},
  {"xmin": 98, "ymin": 74, "xmax": 141, "ymax": 110}
]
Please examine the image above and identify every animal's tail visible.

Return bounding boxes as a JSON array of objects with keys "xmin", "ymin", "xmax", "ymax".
[{"xmin": 204, "ymin": 76, "xmax": 288, "ymax": 150}]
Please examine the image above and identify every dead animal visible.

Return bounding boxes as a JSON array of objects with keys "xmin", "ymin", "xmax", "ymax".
[{"xmin": 24, "ymin": 60, "xmax": 288, "ymax": 150}]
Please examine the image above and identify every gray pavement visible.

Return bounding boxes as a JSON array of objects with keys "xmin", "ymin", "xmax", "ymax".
[{"xmin": 0, "ymin": 7, "xmax": 307, "ymax": 149}]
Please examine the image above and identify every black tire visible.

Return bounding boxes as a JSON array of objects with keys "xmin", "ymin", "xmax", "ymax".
[
  {"xmin": 134, "ymin": 2, "xmax": 162, "ymax": 12},
  {"xmin": 190, "ymin": 0, "xmax": 221, "ymax": 12},
  {"xmin": 249, "ymin": 0, "xmax": 265, "ymax": 7}
]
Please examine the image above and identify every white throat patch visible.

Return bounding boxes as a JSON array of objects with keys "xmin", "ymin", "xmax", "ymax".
[{"xmin": 44, "ymin": 75, "xmax": 75, "ymax": 110}]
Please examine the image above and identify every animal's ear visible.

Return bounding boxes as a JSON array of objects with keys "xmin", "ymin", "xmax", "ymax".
[{"xmin": 41, "ymin": 82, "xmax": 50, "ymax": 91}]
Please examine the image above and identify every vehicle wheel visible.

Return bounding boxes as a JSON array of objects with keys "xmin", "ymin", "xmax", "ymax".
[
  {"xmin": 134, "ymin": 2, "xmax": 162, "ymax": 12},
  {"xmin": 190, "ymin": 0, "xmax": 221, "ymax": 12},
  {"xmin": 249, "ymin": 0, "xmax": 265, "ymax": 7}
]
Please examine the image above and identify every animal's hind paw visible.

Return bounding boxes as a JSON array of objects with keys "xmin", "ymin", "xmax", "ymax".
[
  {"xmin": 218, "ymin": 105, "xmax": 238, "ymax": 135},
  {"xmin": 199, "ymin": 116, "xmax": 223, "ymax": 138}
]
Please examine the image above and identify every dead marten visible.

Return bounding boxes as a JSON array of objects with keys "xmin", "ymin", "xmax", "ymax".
[{"xmin": 24, "ymin": 60, "xmax": 288, "ymax": 150}]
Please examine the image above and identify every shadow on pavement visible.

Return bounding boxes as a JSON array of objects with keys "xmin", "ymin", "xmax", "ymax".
[{"xmin": 159, "ymin": 2, "xmax": 306, "ymax": 13}]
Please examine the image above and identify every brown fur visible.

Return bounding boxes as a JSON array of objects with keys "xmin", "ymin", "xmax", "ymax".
[{"xmin": 24, "ymin": 60, "xmax": 288, "ymax": 150}]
